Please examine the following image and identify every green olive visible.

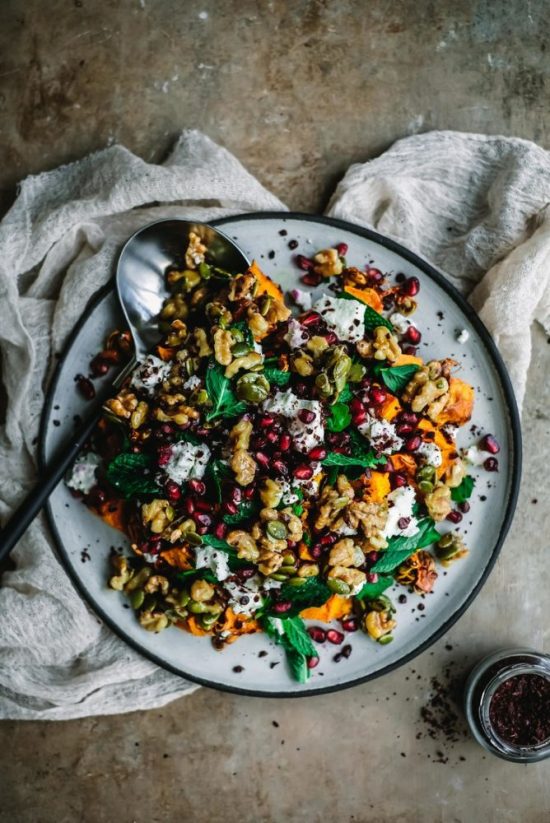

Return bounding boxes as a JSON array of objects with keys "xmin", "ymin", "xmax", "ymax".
[{"xmin": 267, "ymin": 520, "xmax": 288, "ymax": 540}]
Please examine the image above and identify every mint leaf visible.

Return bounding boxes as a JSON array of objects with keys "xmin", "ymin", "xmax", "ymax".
[
  {"xmin": 372, "ymin": 518, "xmax": 440, "ymax": 573},
  {"xmin": 228, "ymin": 320, "xmax": 253, "ymax": 346},
  {"xmin": 205, "ymin": 459, "xmax": 231, "ymax": 502},
  {"xmin": 281, "ymin": 616, "xmax": 317, "ymax": 658},
  {"xmin": 363, "ymin": 304, "xmax": 394, "ymax": 333},
  {"xmin": 205, "ymin": 363, "xmax": 246, "ymax": 421},
  {"xmin": 322, "ymin": 451, "xmax": 387, "ymax": 469},
  {"xmin": 106, "ymin": 452, "xmax": 160, "ymax": 499},
  {"xmin": 201, "ymin": 534, "xmax": 237, "ymax": 555},
  {"xmin": 223, "ymin": 499, "xmax": 261, "ymax": 525},
  {"xmin": 356, "ymin": 575, "xmax": 394, "ymax": 600},
  {"xmin": 262, "ymin": 615, "xmax": 316, "ymax": 684},
  {"xmin": 374, "ymin": 363, "xmax": 420, "ymax": 394},
  {"xmin": 285, "ymin": 647, "xmax": 310, "ymax": 684},
  {"xmin": 271, "ymin": 577, "xmax": 331, "ymax": 617},
  {"xmin": 326, "ymin": 402, "xmax": 352, "ymax": 433},
  {"xmin": 263, "ymin": 366, "xmax": 291, "ymax": 387},
  {"xmin": 451, "ymin": 475, "xmax": 475, "ymax": 503},
  {"xmin": 338, "ymin": 384, "xmax": 353, "ymax": 403}
]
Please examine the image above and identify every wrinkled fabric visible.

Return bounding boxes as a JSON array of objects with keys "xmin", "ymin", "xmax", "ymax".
[{"xmin": 0, "ymin": 129, "xmax": 547, "ymax": 719}]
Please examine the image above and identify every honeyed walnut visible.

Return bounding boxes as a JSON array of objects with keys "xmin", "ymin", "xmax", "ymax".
[
  {"xmin": 226, "ymin": 530, "xmax": 259, "ymax": 562},
  {"xmin": 328, "ymin": 539, "xmax": 365, "ymax": 568},
  {"xmin": 356, "ymin": 326, "xmax": 401, "ymax": 363},
  {"xmin": 213, "ymin": 328, "xmax": 234, "ymax": 366},
  {"xmin": 230, "ymin": 448, "xmax": 257, "ymax": 486},
  {"xmin": 313, "ymin": 248, "xmax": 344, "ymax": 278},
  {"xmin": 104, "ymin": 389, "xmax": 138, "ymax": 419},
  {"xmin": 424, "ymin": 482, "xmax": 452, "ymax": 522}
]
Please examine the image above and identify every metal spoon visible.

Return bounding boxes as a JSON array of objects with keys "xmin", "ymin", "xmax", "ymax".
[{"xmin": 0, "ymin": 219, "xmax": 250, "ymax": 562}]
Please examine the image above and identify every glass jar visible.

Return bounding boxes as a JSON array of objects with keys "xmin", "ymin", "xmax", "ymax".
[{"xmin": 464, "ymin": 648, "xmax": 550, "ymax": 763}]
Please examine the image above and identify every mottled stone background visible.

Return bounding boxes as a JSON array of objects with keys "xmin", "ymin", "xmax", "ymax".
[{"xmin": 0, "ymin": 1, "xmax": 549, "ymax": 821}]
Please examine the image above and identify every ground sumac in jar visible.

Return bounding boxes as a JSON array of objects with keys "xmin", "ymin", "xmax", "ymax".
[{"xmin": 488, "ymin": 674, "xmax": 550, "ymax": 747}]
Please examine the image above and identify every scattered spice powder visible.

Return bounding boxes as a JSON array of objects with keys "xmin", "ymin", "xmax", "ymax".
[{"xmin": 488, "ymin": 674, "xmax": 550, "ymax": 747}]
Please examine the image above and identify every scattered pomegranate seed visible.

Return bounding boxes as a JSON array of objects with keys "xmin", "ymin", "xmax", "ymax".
[
  {"xmin": 484, "ymin": 457, "xmax": 499, "ymax": 472},
  {"xmin": 188, "ymin": 479, "xmax": 206, "ymax": 496},
  {"xmin": 165, "ymin": 481, "xmax": 181, "ymax": 502},
  {"xmin": 301, "ymin": 311, "xmax": 322, "ymax": 327},
  {"xmin": 301, "ymin": 272, "xmax": 321, "ymax": 287},
  {"xmin": 320, "ymin": 534, "xmax": 337, "ymax": 545},
  {"xmin": 279, "ymin": 432, "xmax": 292, "ymax": 451},
  {"xmin": 272, "ymin": 459, "xmax": 289, "ymax": 475},
  {"xmin": 222, "ymin": 501, "xmax": 238, "ymax": 515},
  {"xmin": 336, "ymin": 242, "xmax": 348, "ymax": 256},
  {"xmin": 196, "ymin": 524, "xmax": 208, "ymax": 536},
  {"xmin": 194, "ymin": 512, "xmax": 212, "ymax": 529},
  {"xmin": 310, "ymin": 544, "xmax": 323, "ymax": 559},
  {"xmin": 184, "ymin": 497, "xmax": 195, "ymax": 515},
  {"xmin": 256, "ymin": 451, "xmax": 270, "ymax": 468},
  {"xmin": 308, "ymin": 627, "xmax": 327, "ymax": 643},
  {"xmin": 273, "ymin": 601, "xmax": 292, "ymax": 614},
  {"xmin": 458, "ymin": 501, "xmax": 470, "ymax": 513},
  {"xmin": 266, "ymin": 430, "xmax": 279, "ymax": 444},
  {"xmin": 307, "ymin": 655, "xmax": 320, "ymax": 669},
  {"xmin": 366, "ymin": 572, "xmax": 379, "ymax": 583},
  {"xmin": 326, "ymin": 629, "xmax": 344, "ymax": 645},
  {"xmin": 295, "ymin": 254, "xmax": 314, "ymax": 271},
  {"xmin": 324, "ymin": 331, "xmax": 338, "ymax": 345},
  {"xmin": 395, "ymin": 422, "xmax": 414, "ymax": 437},
  {"xmin": 398, "ymin": 411, "xmax": 419, "ymax": 426},
  {"xmin": 446, "ymin": 510, "xmax": 463, "ymax": 523},
  {"xmin": 194, "ymin": 427, "xmax": 209, "ymax": 438},
  {"xmin": 402, "ymin": 276, "xmax": 420, "ymax": 296},
  {"xmin": 308, "ymin": 446, "xmax": 327, "ymax": 460},
  {"xmin": 366, "ymin": 267, "xmax": 383, "ymax": 283},
  {"xmin": 404, "ymin": 435, "xmax": 422, "ymax": 452},
  {"xmin": 214, "ymin": 522, "xmax": 227, "ymax": 539},
  {"xmin": 390, "ymin": 472, "xmax": 407, "ymax": 489},
  {"xmin": 293, "ymin": 382, "xmax": 308, "ymax": 396},
  {"xmin": 298, "ymin": 409, "xmax": 315, "ymax": 425},
  {"xmin": 397, "ymin": 516, "xmax": 411, "ymax": 529},
  {"xmin": 243, "ymin": 485, "xmax": 255, "ymax": 500},
  {"xmin": 235, "ymin": 567, "xmax": 256, "ymax": 581},
  {"xmin": 370, "ymin": 387, "xmax": 387, "ymax": 405},
  {"xmin": 75, "ymin": 374, "xmax": 95, "ymax": 400},
  {"xmin": 352, "ymin": 409, "xmax": 367, "ymax": 425},
  {"xmin": 340, "ymin": 618, "xmax": 358, "ymax": 633},
  {"xmin": 194, "ymin": 498, "xmax": 212, "ymax": 512},
  {"xmin": 90, "ymin": 355, "xmax": 110, "ymax": 377},
  {"xmin": 366, "ymin": 550, "xmax": 379, "ymax": 564},
  {"xmin": 259, "ymin": 415, "xmax": 274, "ymax": 428},
  {"xmin": 157, "ymin": 445, "xmax": 172, "ymax": 467},
  {"xmin": 350, "ymin": 397, "xmax": 364, "ymax": 414},
  {"xmin": 402, "ymin": 345, "xmax": 417, "ymax": 356},
  {"xmin": 480, "ymin": 434, "xmax": 500, "ymax": 454},
  {"xmin": 404, "ymin": 326, "xmax": 422, "ymax": 345},
  {"xmin": 293, "ymin": 465, "xmax": 313, "ymax": 480}
]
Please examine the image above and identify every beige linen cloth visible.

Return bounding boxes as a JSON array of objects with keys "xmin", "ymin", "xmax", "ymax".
[{"xmin": 0, "ymin": 130, "xmax": 549, "ymax": 719}]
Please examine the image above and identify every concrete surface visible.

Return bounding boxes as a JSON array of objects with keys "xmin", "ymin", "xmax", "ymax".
[{"xmin": 1, "ymin": 1, "xmax": 549, "ymax": 821}]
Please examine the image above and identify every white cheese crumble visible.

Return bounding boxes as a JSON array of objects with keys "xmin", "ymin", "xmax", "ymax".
[
  {"xmin": 262, "ymin": 389, "xmax": 324, "ymax": 454},
  {"xmin": 290, "ymin": 288, "xmax": 313, "ymax": 311},
  {"xmin": 463, "ymin": 444, "xmax": 490, "ymax": 466},
  {"xmin": 382, "ymin": 485, "xmax": 420, "ymax": 538},
  {"xmin": 417, "ymin": 440, "xmax": 443, "ymax": 467},
  {"xmin": 284, "ymin": 318, "xmax": 309, "ymax": 349},
  {"xmin": 66, "ymin": 452, "xmax": 102, "ymax": 494},
  {"xmin": 183, "ymin": 374, "xmax": 201, "ymax": 391},
  {"xmin": 456, "ymin": 329, "xmax": 470, "ymax": 344},
  {"xmin": 334, "ymin": 522, "xmax": 357, "ymax": 536},
  {"xmin": 194, "ymin": 546, "xmax": 230, "ymax": 581},
  {"xmin": 358, "ymin": 414, "xmax": 403, "ymax": 454},
  {"xmin": 312, "ymin": 294, "xmax": 365, "ymax": 343},
  {"xmin": 130, "ymin": 354, "xmax": 171, "ymax": 395},
  {"xmin": 224, "ymin": 575, "xmax": 263, "ymax": 616},
  {"xmin": 164, "ymin": 441, "xmax": 211, "ymax": 484},
  {"xmin": 389, "ymin": 312, "xmax": 412, "ymax": 334},
  {"xmin": 280, "ymin": 480, "xmax": 300, "ymax": 505}
]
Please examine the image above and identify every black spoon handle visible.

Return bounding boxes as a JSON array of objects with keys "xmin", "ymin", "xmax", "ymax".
[{"xmin": 0, "ymin": 358, "xmax": 136, "ymax": 563}]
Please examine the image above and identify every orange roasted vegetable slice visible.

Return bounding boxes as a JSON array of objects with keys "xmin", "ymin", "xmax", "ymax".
[
  {"xmin": 97, "ymin": 498, "xmax": 126, "ymax": 532},
  {"xmin": 393, "ymin": 353, "xmax": 424, "ymax": 367},
  {"xmin": 343, "ymin": 285, "xmax": 384, "ymax": 312},
  {"xmin": 301, "ymin": 594, "xmax": 353, "ymax": 622},
  {"xmin": 363, "ymin": 471, "xmax": 391, "ymax": 503},
  {"xmin": 159, "ymin": 546, "xmax": 193, "ymax": 570},
  {"xmin": 249, "ymin": 260, "xmax": 284, "ymax": 300},
  {"xmin": 436, "ymin": 377, "xmax": 474, "ymax": 426},
  {"xmin": 379, "ymin": 394, "xmax": 402, "ymax": 420},
  {"xmin": 417, "ymin": 419, "xmax": 460, "ymax": 479}
]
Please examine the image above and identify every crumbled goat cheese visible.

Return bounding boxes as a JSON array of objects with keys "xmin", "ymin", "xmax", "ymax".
[
  {"xmin": 262, "ymin": 390, "xmax": 324, "ymax": 453},
  {"xmin": 281, "ymin": 481, "xmax": 301, "ymax": 505},
  {"xmin": 224, "ymin": 575, "xmax": 263, "ymax": 616},
  {"xmin": 312, "ymin": 294, "xmax": 365, "ymax": 343},
  {"xmin": 382, "ymin": 485, "xmax": 420, "ymax": 538},
  {"xmin": 165, "ymin": 441, "xmax": 211, "ymax": 483},
  {"xmin": 66, "ymin": 452, "xmax": 102, "ymax": 494},
  {"xmin": 389, "ymin": 312, "xmax": 412, "ymax": 334},
  {"xmin": 195, "ymin": 547, "xmax": 230, "ymax": 581},
  {"xmin": 290, "ymin": 288, "xmax": 313, "ymax": 311},
  {"xmin": 417, "ymin": 441, "xmax": 443, "ymax": 467},
  {"xmin": 358, "ymin": 414, "xmax": 403, "ymax": 454},
  {"xmin": 130, "ymin": 354, "xmax": 171, "ymax": 395},
  {"xmin": 456, "ymin": 329, "xmax": 470, "ymax": 344},
  {"xmin": 284, "ymin": 318, "xmax": 309, "ymax": 349},
  {"xmin": 183, "ymin": 375, "xmax": 201, "ymax": 391},
  {"xmin": 463, "ymin": 444, "xmax": 490, "ymax": 466}
]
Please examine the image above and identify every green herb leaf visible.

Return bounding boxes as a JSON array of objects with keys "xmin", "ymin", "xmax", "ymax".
[
  {"xmin": 201, "ymin": 534, "xmax": 237, "ymax": 555},
  {"xmin": 204, "ymin": 459, "xmax": 231, "ymax": 503},
  {"xmin": 228, "ymin": 320, "xmax": 253, "ymax": 346},
  {"xmin": 372, "ymin": 518, "xmax": 440, "ymax": 573},
  {"xmin": 451, "ymin": 475, "xmax": 475, "ymax": 503},
  {"xmin": 173, "ymin": 430, "xmax": 201, "ymax": 445},
  {"xmin": 261, "ymin": 615, "xmax": 316, "ymax": 684},
  {"xmin": 322, "ymin": 451, "xmax": 387, "ymax": 469},
  {"xmin": 356, "ymin": 575, "xmax": 394, "ymax": 600},
  {"xmin": 326, "ymin": 402, "xmax": 352, "ymax": 433},
  {"xmin": 325, "ymin": 465, "xmax": 339, "ymax": 487},
  {"xmin": 176, "ymin": 568, "xmax": 218, "ymax": 584},
  {"xmin": 222, "ymin": 499, "xmax": 261, "ymax": 525},
  {"xmin": 338, "ymin": 384, "xmax": 353, "ymax": 403},
  {"xmin": 337, "ymin": 291, "xmax": 392, "ymax": 331},
  {"xmin": 205, "ymin": 363, "xmax": 247, "ymax": 421},
  {"xmin": 106, "ymin": 452, "xmax": 160, "ymax": 499},
  {"xmin": 281, "ymin": 616, "xmax": 318, "ymax": 658},
  {"xmin": 285, "ymin": 646, "xmax": 310, "ymax": 684},
  {"xmin": 273, "ymin": 577, "xmax": 332, "ymax": 617},
  {"xmin": 262, "ymin": 366, "xmax": 291, "ymax": 387},
  {"xmin": 374, "ymin": 363, "xmax": 420, "ymax": 394}
]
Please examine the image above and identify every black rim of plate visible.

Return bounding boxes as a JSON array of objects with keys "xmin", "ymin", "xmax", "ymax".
[{"xmin": 39, "ymin": 211, "xmax": 522, "ymax": 698}]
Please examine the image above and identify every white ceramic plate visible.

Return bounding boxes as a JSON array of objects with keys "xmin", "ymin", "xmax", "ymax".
[{"xmin": 40, "ymin": 213, "xmax": 521, "ymax": 696}]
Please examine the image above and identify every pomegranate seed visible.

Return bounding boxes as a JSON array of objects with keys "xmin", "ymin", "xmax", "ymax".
[
  {"xmin": 366, "ymin": 572, "xmax": 379, "ymax": 583},
  {"xmin": 222, "ymin": 501, "xmax": 238, "ymax": 515},
  {"xmin": 272, "ymin": 459, "xmax": 289, "ymax": 475},
  {"xmin": 243, "ymin": 485, "xmax": 256, "ymax": 499},
  {"xmin": 404, "ymin": 435, "xmax": 422, "ymax": 452},
  {"xmin": 259, "ymin": 415, "xmax": 274, "ymax": 428},
  {"xmin": 340, "ymin": 617, "xmax": 358, "ymax": 632},
  {"xmin": 398, "ymin": 412, "xmax": 419, "ymax": 426},
  {"xmin": 350, "ymin": 397, "xmax": 364, "ymax": 414},
  {"xmin": 352, "ymin": 410, "xmax": 367, "ymax": 425},
  {"xmin": 480, "ymin": 434, "xmax": 500, "ymax": 454},
  {"xmin": 308, "ymin": 627, "xmax": 327, "ymax": 643},
  {"xmin": 402, "ymin": 345, "xmax": 418, "ymax": 356},
  {"xmin": 293, "ymin": 382, "xmax": 308, "ymax": 397},
  {"xmin": 397, "ymin": 516, "xmax": 411, "ymax": 529},
  {"xmin": 194, "ymin": 512, "xmax": 212, "ymax": 529},
  {"xmin": 298, "ymin": 409, "xmax": 316, "ymax": 425},
  {"xmin": 301, "ymin": 272, "xmax": 322, "ymax": 287},
  {"xmin": 296, "ymin": 254, "xmax": 314, "ymax": 271},
  {"xmin": 459, "ymin": 501, "xmax": 470, "ymax": 513},
  {"xmin": 273, "ymin": 601, "xmax": 292, "ymax": 614},
  {"xmin": 236, "ymin": 567, "xmax": 256, "ymax": 581},
  {"xmin": 293, "ymin": 465, "xmax": 313, "ymax": 480},
  {"xmin": 165, "ymin": 481, "xmax": 181, "ymax": 502},
  {"xmin": 370, "ymin": 387, "xmax": 387, "ymax": 405},
  {"xmin": 196, "ymin": 525, "xmax": 208, "ymax": 536},
  {"xmin": 360, "ymin": 377, "xmax": 372, "ymax": 391},
  {"xmin": 264, "ymin": 430, "xmax": 277, "ymax": 445},
  {"xmin": 184, "ymin": 498, "xmax": 195, "ymax": 515},
  {"xmin": 301, "ymin": 311, "xmax": 322, "ymax": 327},
  {"xmin": 402, "ymin": 276, "xmax": 420, "ymax": 296},
  {"xmin": 404, "ymin": 326, "xmax": 422, "ymax": 344},
  {"xmin": 214, "ymin": 522, "xmax": 227, "ymax": 539},
  {"xmin": 194, "ymin": 498, "xmax": 212, "ymax": 512},
  {"xmin": 307, "ymin": 655, "xmax": 320, "ymax": 669},
  {"xmin": 446, "ymin": 510, "xmax": 463, "ymax": 523},
  {"xmin": 308, "ymin": 446, "xmax": 327, "ymax": 460},
  {"xmin": 326, "ymin": 629, "xmax": 344, "ymax": 645},
  {"xmin": 366, "ymin": 550, "xmax": 379, "ymax": 564},
  {"xmin": 324, "ymin": 331, "xmax": 338, "ymax": 345},
  {"xmin": 188, "ymin": 479, "xmax": 206, "ymax": 496},
  {"xmin": 256, "ymin": 451, "xmax": 270, "ymax": 468},
  {"xmin": 320, "ymin": 534, "xmax": 337, "ymax": 545},
  {"xmin": 310, "ymin": 544, "xmax": 323, "ymax": 559},
  {"xmin": 75, "ymin": 374, "xmax": 95, "ymax": 400},
  {"xmin": 366, "ymin": 267, "xmax": 384, "ymax": 283},
  {"xmin": 253, "ymin": 435, "xmax": 268, "ymax": 450},
  {"xmin": 395, "ymin": 422, "xmax": 414, "ymax": 436},
  {"xmin": 390, "ymin": 472, "xmax": 407, "ymax": 489},
  {"xmin": 279, "ymin": 433, "xmax": 292, "ymax": 451},
  {"xmin": 86, "ymin": 487, "xmax": 106, "ymax": 507},
  {"xmin": 194, "ymin": 427, "xmax": 209, "ymax": 438},
  {"xmin": 484, "ymin": 457, "xmax": 499, "ymax": 472},
  {"xmin": 229, "ymin": 486, "xmax": 242, "ymax": 504},
  {"xmin": 336, "ymin": 242, "xmax": 348, "ymax": 256},
  {"xmin": 90, "ymin": 355, "xmax": 110, "ymax": 377}
]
